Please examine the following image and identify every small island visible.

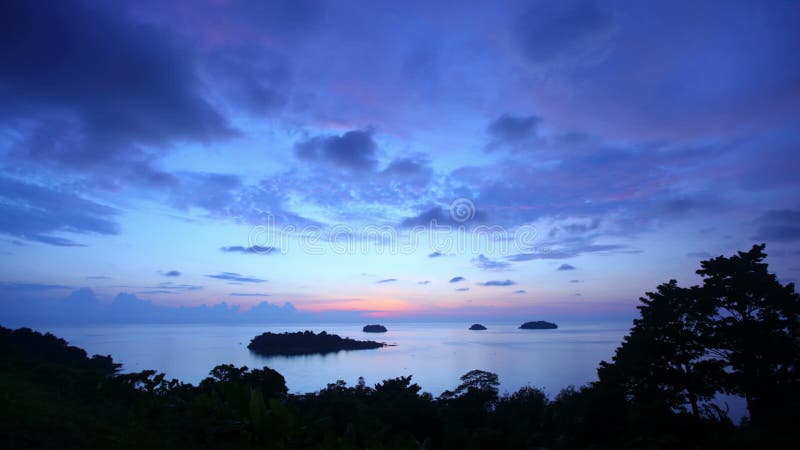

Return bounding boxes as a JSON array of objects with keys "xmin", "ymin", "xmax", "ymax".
[
  {"xmin": 248, "ymin": 331, "xmax": 387, "ymax": 356},
  {"xmin": 362, "ymin": 324, "xmax": 387, "ymax": 333},
  {"xmin": 519, "ymin": 321, "xmax": 558, "ymax": 330},
  {"xmin": 469, "ymin": 324, "xmax": 487, "ymax": 330}
]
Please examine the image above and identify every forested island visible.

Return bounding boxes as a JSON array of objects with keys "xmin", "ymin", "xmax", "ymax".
[
  {"xmin": 247, "ymin": 330, "xmax": 387, "ymax": 356},
  {"xmin": 469, "ymin": 324, "xmax": 487, "ymax": 330},
  {"xmin": 519, "ymin": 320, "xmax": 558, "ymax": 329},
  {"xmin": 1, "ymin": 245, "xmax": 798, "ymax": 449},
  {"xmin": 362, "ymin": 324, "xmax": 388, "ymax": 333}
]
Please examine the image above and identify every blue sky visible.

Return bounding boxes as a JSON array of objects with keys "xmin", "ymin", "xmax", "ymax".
[{"xmin": 1, "ymin": 0, "xmax": 799, "ymax": 321}]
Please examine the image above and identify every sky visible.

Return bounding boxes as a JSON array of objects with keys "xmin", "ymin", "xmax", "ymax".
[{"xmin": 1, "ymin": 0, "xmax": 799, "ymax": 324}]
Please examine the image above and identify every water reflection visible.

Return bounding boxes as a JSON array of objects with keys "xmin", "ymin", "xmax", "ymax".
[{"xmin": 43, "ymin": 322, "xmax": 628, "ymax": 397}]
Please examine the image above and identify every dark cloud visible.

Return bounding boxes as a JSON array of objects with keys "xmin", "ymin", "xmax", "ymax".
[
  {"xmin": 295, "ymin": 129, "xmax": 378, "ymax": 170},
  {"xmin": 170, "ymin": 0, "xmax": 325, "ymax": 36},
  {"xmin": 206, "ymin": 272, "xmax": 267, "ymax": 283},
  {"xmin": 472, "ymin": 254, "xmax": 511, "ymax": 271},
  {"xmin": 449, "ymin": 276, "xmax": 466, "ymax": 283},
  {"xmin": 479, "ymin": 280, "xmax": 516, "ymax": 286},
  {"xmin": 382, "ymin": 158, "xmax": 430, "ymax": 177},
  {"xmin": 486, "ymin": 114, "xmax": 541, "ymax": 150},
  {"xmin": 455, "ymin": 287, "xmax": 470, "ymax": 292},
  {"xmin": 0, "ymin": 176, "xmax": 118, "ymax": 246},
  {"xmin": 0, "ymin": 0, "xmax": 232, "ymax": 178},
  {"xmin": 557, "ymin": 264, "xmax": 577, "ymax": 271},
  {"xmin": 140, "ymin": 282, "xmax": 203, "ymax": 294},
  {"xmin": 377, "ymin": 278, "xmax": 397, "ymax": 284},
  {"xmin": 752, "ymin": 209, "xmax": 800, "ymax": 242},
  {"xmin": 26, "ymin": 235, "xmax": 87, "ymax": 247},
  {"xmin": 399, "ymin": 205, "xmax": 488, "ymax": 228},
  {"xmin": 383, "ymin": 158, "xmax": 422, "ymax": 174},
  {"xmin": 136, "ymin": 290, "xmax": 179, "ymax": 295},
  {"xmin": 0, "ymin": 282, "xmax": 71, "ymax": 293},
  {"xmin": 160, "ymin": 270, "xmax": 181, "ymax": 277},
  {"xmin": 508, "ymin": 244, "xmax": 626, "ymax": 262},
  {"xmin": 202, "ymin": 47, "xmax": 290, "ymax": 116},
  {"xmin": 548, "ymin": 218, "xmax": 602, "ymax": 238},
  {"xmin": 220, "ymin": 245, "xmax": 279, "ymax": 255},
  {"xmin": 514, "ymin": 0, "xmax": 613, "ymax": 63}
]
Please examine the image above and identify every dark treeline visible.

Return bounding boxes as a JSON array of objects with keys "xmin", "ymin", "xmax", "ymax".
[{"xmin": 1, "ymin": 245, "xmax": 798, "ymax": 449}]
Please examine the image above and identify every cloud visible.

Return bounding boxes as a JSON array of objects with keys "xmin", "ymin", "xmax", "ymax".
[
  {"xmin": 381, "ymin": 157, "xmax": 433, "ymax": 186},
  {"xmin": 86, "ymin": 276, "xmax": 110, "ymax": 280},
  {"xmin": 570, "ymin": 279, "xmax": 582, "ymax": 283},
  {"xmin": 508, "ymin": 244, "xmax": 626, "ymax": 262},
  {"xmin": 0, "ymin": 282, "xmax": 71, "ymax": 293},
  {"xmin": 206, "ymin": 272, "xmax": 267, "ymax": 283},
  {"xmin": 479, "ymin": 280, "xmax": 516, "ymax": 286},
  {"xmin": 472, "ymin": 254, "xmax": 511, "ymax": 271},
  {"xmin": 514, "ymin": 0, "xmax": 613, "ymax": 63},
  {"xmin": 513, "ymin": 290, "xmax": 527, "ymax": 294},
  {"xmin": 752, "ymin": 209, "xmax": 800, "ymax": 242},
  {"xmin": 202, "ymin": 47, "xmax": 290, "ymax": 117},
  {"xmin": 486, "ymin": 114, "xmax": 541, "ymax": 150},
  {"xmin": 295, "ymin": 129, "xmax": 378, "ymax": 170},
  {"xmin": 383, "ymin": 158, "xmax": 427, "ymax": 176},
  {"xmin": 0, "ymin": 288, "xmax": 315, "ymax": 325},
  {"xmin": 428, "ymin": 251, "xmax": 445, "ymax": 258},
  {"xmin": 159, "ymin": 270, "xmax": 182, "ymax": 277},
  {"xmin": 0, "ymin": 0, "xmax": 232, "ymax": 181},
  {"xmin": 548, "ymin": 218, "xmax": 602, "ymax": 238},
  {"xmin": 455, "ymin": 287, "xmax": 470, "ymax": 292},
  {"xmin": 557, "ymin": 264, "xmax": 577, "ymax": 271},
  {"xmin": 229, "ymin": 292, "xmax": 272, "ymax": 297},
  {"xmin": 399, "ymin": 205, "xmax": 488, "ymax": 228},
  {"xmin": 139, "ymin": 282, "xmax": 203, "ymax": 295},
  {"xmin": 220, "ymin": 245, "xmax": 279, "ymax": 255},
  {"xmin": 687, "ymin": 252, "xmax": 713, "ymax": 259},
  {"xmin": 171, "ymin": 173, "xmax": 243, "ymax": 213},
  {"xmin": 449, "ymin": 276, "xmax": 466, "ymax": 283},
  {"xmin": 376, "ymin": 278, "xmax": 397, "ymax": 284},
  {"xmin": 0, "ymin": 176, "xmax": 119, "ymax": 246},
  {"xmin": 417, "ymin": 280, "xmax": 431, "ymax": 285}
]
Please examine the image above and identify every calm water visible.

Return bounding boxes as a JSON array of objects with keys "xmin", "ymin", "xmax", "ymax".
[{"xmin": 42, "ymin": 322, "xmax": 629, "ymax": 397}]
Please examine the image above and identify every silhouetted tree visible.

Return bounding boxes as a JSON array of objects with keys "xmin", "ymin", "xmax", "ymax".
[
  {"xmin": 599, "ymin": 280, "xmax": 723, "ymax": 417},
  {"xmin": 455, "ymin": 370, "xmax": 500, "ymax": 396},
  {"xmin": 697, "ymin": 244, "xmax": 800, "ymax": 426}
]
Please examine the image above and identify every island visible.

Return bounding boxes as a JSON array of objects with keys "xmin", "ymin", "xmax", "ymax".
[
  {"xmin": 469, "ymin": 324, "xmax": 487, "ymax": 330},
  {"xmin": 248, "ymin": 330, "xmax": 387, "ymax": 356},
  {"xmin": 362, "ymin": 324, "xmax": 388, "ymax": 333},
  {"xmin": 519, "ymin": 321, "xmax": 558, "ymax": 330}
]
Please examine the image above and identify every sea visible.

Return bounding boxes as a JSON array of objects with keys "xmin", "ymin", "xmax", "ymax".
[{"xmin": 41, "ymin": 321, "xmax": 628, "ymax": 398}]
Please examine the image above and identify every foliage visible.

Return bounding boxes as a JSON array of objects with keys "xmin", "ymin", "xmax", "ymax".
[
  {"xmin": 598, "ymin": 244, "xmax": 799, "ymax": 431},
  {"xmin": 247, "ymin": 330, "xmax": 386, "ymax": 356}
]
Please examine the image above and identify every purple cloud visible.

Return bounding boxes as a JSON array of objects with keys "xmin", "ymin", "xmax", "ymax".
[
  {"xmin": 206, "ymin": 272, "xmax": 266, "ymax": 283},
  {"xmin": 479, "ymin": 280, "xmax": 516, "ymax": 287}
]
